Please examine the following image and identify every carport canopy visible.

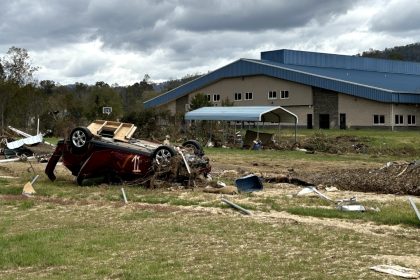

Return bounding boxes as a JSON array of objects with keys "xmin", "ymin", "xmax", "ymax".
[
  {"xmin": 185, "ymin": 106, "xmax": 299, "ymax": 142},
  {"xmin": 185, "ymin": 106, "xmax": 298, "ymax": 124}
]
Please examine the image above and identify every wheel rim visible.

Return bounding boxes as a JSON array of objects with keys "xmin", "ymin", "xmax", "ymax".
[
  {"xmin": 155, "ymin": 149, "xmax": 172, "ymax": 165},
  {"xmin": 184, "ymin": 144, "xmax": 196, "ymax": 152},
  {"xmin": 72, "ymin": 130, "xmax": 86, "ymax": 148},
  {"xmin": 184, "ymin": 143, "xmax": 201, "ymax": 155}
]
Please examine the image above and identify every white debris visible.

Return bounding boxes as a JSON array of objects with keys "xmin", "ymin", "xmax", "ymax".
[
  {"xmin": 6, "ymin": 134, "xmax": 43, "ymax": 149},
  {"xmin": 325, "ymin": 186, "xmax": 339, "ymax": 192},
  {"xmin": 370, "ymin": 265, "xmax": 419, "ymax": 279},
  {"xmin": 296, "ymin": 187, "xmax": 316, "ymax": 196}
]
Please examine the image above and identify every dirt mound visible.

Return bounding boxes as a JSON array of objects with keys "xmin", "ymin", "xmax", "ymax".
[
  {"xmin": 298, "ymin": 161, "xmax": 420, "ymax": 195},
  {"xmin": 300, "ymin": 133, "xmax": 370, "ymax": 154}
]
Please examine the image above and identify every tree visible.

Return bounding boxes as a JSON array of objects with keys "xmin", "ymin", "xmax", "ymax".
[
  {"xmin": 0, "ymin": 81, "xmax": 18, "ymax": 131},
  {"xmin": 39, "ymin": 80, "xmax": 56, "ymax": 95},
  {"xmin": 2, "ymin": 46, "xmax": 39, "ymax": 85},
  {"xmin": 139, "ymin": 74, "xmax": 153, "ymax": 92},
  {"xmin": 84, "ymin": 84, "xmax": 123, "ymax": 120},
  {"xmin": 0, "ymin": 62, "xmax": 5, "ymax": 81},
  {"xmin": 221, "ymin": 97, "xmax": 234, "ymax": 106},
  {"xmin": 189, "ymin": 93, "xmax": 212, "ymax": 110},
  {"xmin": 95, "ymin": 81, "xmax": 109, "ymax": 88},
  {"xmin": 163, "ymin": 73, "xmax": 202, "ymax": 92}
]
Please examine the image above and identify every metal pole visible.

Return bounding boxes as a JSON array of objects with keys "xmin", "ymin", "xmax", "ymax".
[
  {"xmin": 37, "ymin": 117, "xmax": 40, "ymax": 135},
  {"xmin": 31, "ymin": 175, "xmax": 40, "ymax": 185},
  {"xmin": 121, "ymin": 188, "xmax": 128, "ymax": 204},
  {"xmin": 408, "ymin": 196, "xmax": 420, "ymax": 222},
  {"xmin": 234, "ymin": 122, "xmax": 236, "ymax": 145},
  {"xmin": 257, "ymin": 123, "xmax": 260, "ymax": 140},
  {"xmin": 221, "ymin": 197, "xmax": 252, "ymax": 215}
]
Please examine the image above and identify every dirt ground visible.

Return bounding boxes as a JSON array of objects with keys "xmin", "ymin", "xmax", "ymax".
[
  {"xmin": 210, "ymin": 156, "xmax": 420, "ymax": 196},
  {"xmin": 1, "ymin": 151, "xmax": 419, "ymax": 196},
  {"xmin": 1, "ymin": 158, "xmax": 419, "ymax": 274}
]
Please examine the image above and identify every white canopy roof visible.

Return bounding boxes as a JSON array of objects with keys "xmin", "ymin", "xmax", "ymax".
[{"xmin": 185, "ymin": 106, "xmax": 298, "ymax": 123}]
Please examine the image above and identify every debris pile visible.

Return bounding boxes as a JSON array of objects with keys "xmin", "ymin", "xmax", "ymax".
[
  {"xmin": 296, "ymin": 186, "xmax": 379, "ymax": 212},
  {"xmin": 300, "ymin": 134, "xmax": 370, "ymax": 154},
  {"xmin": 128, "ymin": 153, "xmax": 211, "ymax": 189},
  {"xmin": 297, "ymin": 160, "xmax": 420, "ymax": 196},
  {"xmin": 1, "ymin": 126, "xmax": 54, "ymax": 163}
]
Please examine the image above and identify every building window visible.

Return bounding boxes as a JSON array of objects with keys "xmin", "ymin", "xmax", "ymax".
[
  {"xmin": 213, "ymin": 94, "xmax": 220, "ymax": 102},
  {"xmin": 268, "ymin": 91, "xmax": 277, "ymax": 99},
  {"xmin": 234, "ymin": 92, "xmax": 242, "ymax": 101},
  {"xmin": 408, "ymin": 115, "xmax": 416, "ymax": 125},
  {"xmin": 280, "ymin": 90, "xmax": 289, "ymax": 99},
  {"xmin": 206, "ymin": 94, "xmax": 211, "ymax": 102},
  {"xmin": 245, "ymin": 92, "xmax": 253, "ymax": 100},
  {"xmin": 395, "ymin": 114, "xmax": 403, "ymax": 125},
  {"xmin": 373, "ymin": 114, "xmax": 385, "ymax": 125}
]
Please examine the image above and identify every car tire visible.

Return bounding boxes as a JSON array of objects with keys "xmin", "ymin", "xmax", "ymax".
[
  {"xmin": 153, "ymin": 146, "xmax": 176, "ymax": 166},
  {"xmin": 69, "ymin": 127, "xmax": 92, "ymax": 152},
  {"xmin": 182, "ymin": 140, "xmax": 204, "ymax": 156},
  {"xmin": 76, "ymin": 174, "xmax": 85, "ymax": 186}
]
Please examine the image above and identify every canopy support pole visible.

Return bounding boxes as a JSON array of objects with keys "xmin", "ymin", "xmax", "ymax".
[
  {"xmin": 234, "ymin": 121, "xmax": 236, "ymax": 145},
  {"xmin": 257, "ymin": 122, "xmax": 260, "ymax": 140}
]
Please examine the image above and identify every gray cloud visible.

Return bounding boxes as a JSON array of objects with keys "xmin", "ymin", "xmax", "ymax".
[
  {"xmin": 0, "ymin": 0, "xmax": 419, "ymax": 84},
  {"xmin": 171, "ymin": 0, "xmax": 360, "ymax": 32},
  {"xmin": 370, "ymin": 0, "xmax": 420, "ymax": 33},
  {"xmin": 0, "ymin": 0, "xmax": 361, "ymax": 51}
]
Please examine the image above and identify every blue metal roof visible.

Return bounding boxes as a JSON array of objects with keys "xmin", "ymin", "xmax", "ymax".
[
  {"xmin": 261, "ymin": 49, "xmax": 420, "ymax": 75},
  {"xmin": 144, "ymin": 50, "xmax": 420, "ymax": 108},
  {"xmin": 184, "ymin": 106, "xmax": 298, "ymax": 123},
  {"xmin": 253, "ymin": 59, "xmax": 420, "ymax": 92}
]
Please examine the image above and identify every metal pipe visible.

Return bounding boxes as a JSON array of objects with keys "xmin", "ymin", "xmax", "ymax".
[
  {"xmin": 31, "ymin": 175, "xmax": 39, "ymax": 185},
  {"xmin": 221, "ymin": 197, "xmax": 252, "ymax": 215},
  {"xmin": 177, "ymin": 149, "xmax": 191, "ymax": 174},
  {"xmin": 37, "ymin": 117, "xmax": 40, "ymax": 135},
  {"xmin": 121, "ymin": 188, "xmax": 128, "ymax": 204},
  {"xmin": 408, "ymin": 196, "xmax": 420, "ymax": 222}
]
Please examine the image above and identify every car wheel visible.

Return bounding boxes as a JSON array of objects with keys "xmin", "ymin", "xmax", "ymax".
[
  {"xmin": 70, "ymin": 127, "xmax": 92, "ymax": 152},
  {"xmin": 153, "ymin": 146, "xmax": 175, "ymax": 166},
  {"xmin": 76, "ymin": 174, "xmax": 84, "ymax": 186},
  {"xmin": 182, "ymin": 140, "xmax": 204, "ymax": 156}
]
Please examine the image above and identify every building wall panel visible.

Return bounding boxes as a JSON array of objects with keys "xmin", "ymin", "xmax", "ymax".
[{"xmin": 187, "ymin": 75, "xmax": 313, "ymax": 108}]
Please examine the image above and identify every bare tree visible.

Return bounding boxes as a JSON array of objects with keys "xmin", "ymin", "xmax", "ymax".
[{"xmin": 2, "ymin": 46, "xmax": 39, "ymax": 85}]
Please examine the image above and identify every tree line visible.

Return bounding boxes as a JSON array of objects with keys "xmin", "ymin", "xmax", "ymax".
[
  {"xmin": 358, "ymin": 42, "xmax": 420, "ymax": 62},
  {"xmin": 0, "ymin": 46, "xmax": 202, "ymax": 138}
]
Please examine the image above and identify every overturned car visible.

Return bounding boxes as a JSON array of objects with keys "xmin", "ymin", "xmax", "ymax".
[{"xmin": 45, "ymin": 120, "xmax": 211, "ymax": 185}]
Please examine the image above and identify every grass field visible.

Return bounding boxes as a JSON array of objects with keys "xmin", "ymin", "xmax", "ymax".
[{"xmin": 0, "ymin": 130, "xmax": 419, "ymax": 279}]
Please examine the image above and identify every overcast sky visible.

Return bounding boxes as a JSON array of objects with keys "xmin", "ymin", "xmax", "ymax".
[{"xmin": 1, "ymin": 0, "xmax": 419, "ymax": 85}]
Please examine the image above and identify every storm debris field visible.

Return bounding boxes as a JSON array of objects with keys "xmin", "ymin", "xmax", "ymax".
[{"xmin": 1, "ymin": 128, "xmax": 419, "ymax": 279}]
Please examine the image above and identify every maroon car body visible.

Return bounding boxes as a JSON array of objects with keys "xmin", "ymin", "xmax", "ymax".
[{"xmin": 45, "ymin": 125, "xmax": 210, "ymax": 185}]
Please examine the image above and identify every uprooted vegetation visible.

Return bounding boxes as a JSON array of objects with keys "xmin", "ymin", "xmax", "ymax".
[
  {"xmin": 299, "ymin": 132, "xmax": 419, "ymax": 156},
  {"xmin": 300, "ymin": 133, "xmax": 371, "ymax": 154}
]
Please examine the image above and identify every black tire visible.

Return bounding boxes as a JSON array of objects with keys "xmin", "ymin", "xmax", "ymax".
[
  {"xmin": 76, "ymin": 174, "xmax": 84, "ymax": 186},
  {"xmin": 182, "ymin": 140, "xmax": 204, "ymax": 156},
  {"xmin": 69, "ymin": 127, "xmax": 93, "ymax": 152},
  {"xmin": 153, "ymin": 146, "xmax": 176, "ymax": 166}
]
